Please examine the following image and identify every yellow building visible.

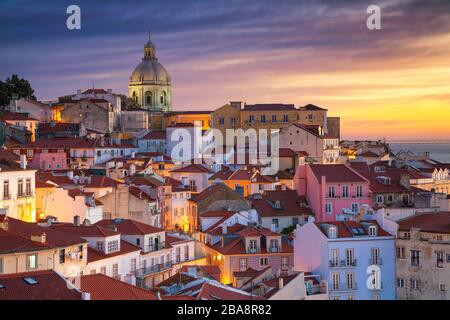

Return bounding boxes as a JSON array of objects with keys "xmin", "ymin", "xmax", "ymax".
[{"xmin": 164, "ymin": 111, "xmax": 212, "ymax": 131}]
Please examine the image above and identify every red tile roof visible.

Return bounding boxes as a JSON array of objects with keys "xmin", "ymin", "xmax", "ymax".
[
  {"xmin": 87, "ymin": 241, "xmax": 141, "ymax": 263},
  {"xmin": 197, "ymin": 282, "xmax": 265, "ymax": 300},
  {"xmin": 141, "ymin": 130, "xmax": 167, "ymax": 140},
  {"xmin": 242, "ymin": 104, "xmax": 295, "ymax": 111},
  {"xmin": 37, "ymin": 122, "xmax": 79, "ymax": 133},
  {"xmin": 261, "ymin": 274, "xmax": 299, "ymax": 298},
  {"xmin": 0, "ymin": 270, "xmax": 82, "ymax": 300},
  {"xmin": 316, "ymin": 220, "xmax": 392, "ymax": 238},
  {"xmin": 309, "ymin": 164, "xmax": 368, "ymax": 183},
  {"xmin": 398, "ymin": 212, "xmax": 450, "ymax": 234},
  {"xmin": 170, "ymin": 164, "xmax": 213, "ymax": 174},
  {"xmin": 20, "ymin": 137, "xmax": 85, "ymax": 149},
  {"xmin": 82, "ymin": 88, "xmax": 108, "ymax": 94},
  {"xmin": 79, "ymin": 274, "xmax": 158, "ymax": 300},
  {"xmin": 83, "ymin": 176, "xmax": 123, "ymax": 188},
  {"xmin": 250, "ymin": 190, "xmax": 312, "ymax": 217},
  {"xmin": 0, "ymin": 229, "xmax": 52, "ymax": 253},
  {"xmin": 50, "ymin": 224, "xmax": 120, "ymax": 238},
  {"xmin": 0, "ymin": 111, "xmax": 38, "ymax": 121},
  {"xmin": 96, "ymin": 219, "xmax": 164, "ymax": 235},
  {"xmin": 301, "ymin": 104, "xmax": 327, "ymax": 111},
  {"xmin": 190, "ymin": 184, "xmax": 231, "ymax": 203}
]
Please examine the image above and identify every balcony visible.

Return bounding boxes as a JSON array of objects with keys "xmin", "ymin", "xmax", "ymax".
[
  {"xmin": 247, "ymin": 246, "xmax": 261, "ymax": 254},
  {"xmin": 329, "ymin": 259, "xmax": 357, "ymax": 268},
  {"xmin": 143, "ymin": 242, "xmax": 166, "ymax": 253},
  {"xmin": 136, "ymin": 262, "xmax": 172, "ymax": 277},
  {"xmin": 268, "ymin": 246, "xmax": 280, "ymax": 253},
  {"xmin": 369, "ymin": 258, "xmax": 383, "ymax": 265},
  {"xmin": 17, "ymin": 192, "xmax": 34, "ymax": 199},
  {"xmin": 330, "ymin": 283, "xmax": 358, "ymax": 292}
]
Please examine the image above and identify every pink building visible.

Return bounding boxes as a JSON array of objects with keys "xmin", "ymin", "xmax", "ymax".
[
  {"xmin": 30, "ymin": 152, "xmax": 68, "ymax": 171},
  {"xmin": 295, "ymin": 164, "xmax": 371, "ymax": 222}
]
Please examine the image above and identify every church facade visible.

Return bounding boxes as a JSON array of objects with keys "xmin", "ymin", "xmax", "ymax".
[{"xmin": 128, "ymin": 36, "xmax": 172, "ymax": 113}]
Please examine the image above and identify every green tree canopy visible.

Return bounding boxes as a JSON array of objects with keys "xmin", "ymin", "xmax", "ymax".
[{"xmin": 0, "ymin": 74, "xmax": 36, "ymax": 107}]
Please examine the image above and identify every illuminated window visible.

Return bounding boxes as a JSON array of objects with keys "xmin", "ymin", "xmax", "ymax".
[{"xmin": 27, "ymin": 254, "xmax": 37, "ymax": 270}]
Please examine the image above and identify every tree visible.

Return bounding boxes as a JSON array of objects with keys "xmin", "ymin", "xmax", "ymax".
[
  {"xmin": 116, "ymin": 93, "xmax": 140, "ymax": 110},
  {"xmin": 0, "ymin": 74, "xmax": 36, "ymax": 106}
]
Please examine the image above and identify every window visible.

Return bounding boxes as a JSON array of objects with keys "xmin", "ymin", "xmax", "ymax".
[
  {"xmin": 439, "ymin": 284, "xmax": 446, "ymax": 292},
  {"xmin": 184, "ymin": 245, "xmax": 189, "ymax": 261},
  {"xmin": 397, "ymin": 278, "xmax": 405, "ymax": 288},
  {"xmin": 249, "ymin": 240, "xmax": 257, "ymax": 253},
  {"xmin": 376, "ymin": 195, "xmax": 383, "ymax": 204},
  {"xmin": 372, "ymin": 294, "xmax": 381, "ymax": 300},
  {"xmin": 328, "ymin": 227, "xmax": 337, "ymax": 238},
  {"xmin": 345, "ymin": 249, "xmax": 354, "ymax": 266},
  {"xmin": 3, "ymin": 180, "xmax": 9, "ymax": 199},
  {"xmin": 90, "ymin": 270, "xmax": 96, "ymax": 275},
  {"xmin": 107, "ymin": 240, "xmax": 119, "ymax": 253},
  {"xmin": 347, "ymin": 296, "xmax": 354, "ymax": 300},
  {"xmin": 249, "ymin": 115, "xmax": 254, "ymax": 123},
  {"xmin": 356, "ymin": 186, "xmax": 363, "ymax": 198},
  {"xmin": 18, "ymin": 179, "xmax": 23, "ymax": 197},
  {"xmin": 239, "ymin": 258, "xmax": 248, "ymax": 271},
  {"xmin": 396, "ymin": 246, "xmax": 405, "ymax": 259},
  {"xmin": 368, "ymin": 225, "xmax": 377, "ymax": 236},
  {"xmin": 100, "ymin": 267, "xmax": 106, "ymax": 275},
  {"xmin": 292, "ymin": 217, "xmax": 299, "ymax": 226},
  {"xmin": 270, "ymin": 239, "xmax": 279, "ymax": 252},
  {"xmin": 328, "ymin": 186, "xmax": 335, "ymax": 198},
  {"xmin": 230, "ymin": 117, "xmax": 236, "ymax": 126},
  {"xmin": 410, "ymin": 279, "xmax": 419, "ymax": 290},
  {"xmin": 282, "ymin": 114, "xmax": 289, "ymax": 123},
  {"xmin": 130, "ymin": 259, "xmax": 136, "ymax": 275},
  {"xmin": 387, "ymin": 195, "xmax": 393, "ymax": 203},
  {"xmin": 176, "ymin": 247, "xmax": 181, "ymax": 262},
  {"xmin": 342, "ymin": 186, "xmax": 349, "ymax": 198},
  {"xmin": 346, "ymin": 272, "xmax": 355, "ymax": 290},
  {"xmin": 331, "ymin": 249, "xmax": 339, "ymax": 266},
  {"xmin": 260, "ymin": 115, "xmax": 266, "ymax": 123},
  {"xmin": 219, "ymin": 117, "xmax": 225, "ymax": 125},
  {"xmin": 27, "ymin": 254, "xmax": 37, "ymax": 270},
  {"xmin": 281, "ymin": 257, "xmax": 289, "ymax": 270},
  {"xmin": 260, "ymin": 257, "xmax": 268, "ymax": 266},
  {"xmin": 370, "ymin": 248, "xmax": 380, "ymax": 265},
  {"xmin": 112, "ymin": 264, "xmax": 119, "ymax": 279},
  {"xmin": 411, "ymin": 250, "xmax": 420, "ymax": 266},
  {"xmin": 437, "ymin": 251, "xmax": 444, "ymax": 268},
  {"xmin": 403, "ymin": 232, "xmax": 410, "ymax": 239},
  {"xmin": 26, "ymin": 178, "xmax": 31, "ymax": 196},
  {"xmin": 59, "ymin": 249, "xmax": 65, "ymax": 264},
  {"xmin": 272, "ymin": 218, "xmax": 279, "ymax": 228},
  {"xmin": 332, "ymin": 273, "xmax": 340, "ymax": 290},
  {"xmin": 271, "ymin": 114, "xmax": 277, "ymax": 123},
  {"xmin": 325, "ymin": 203, "xmax": 333, "ymax": 214},
  {"xmin": 96, "ymin": 241, "xmax": 103, "ymax": 251},
  {"xmin": 351, "ymin": 203, "xmax": 359, "ymax": 213}
]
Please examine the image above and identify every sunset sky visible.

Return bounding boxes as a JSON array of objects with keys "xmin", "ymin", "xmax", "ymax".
[{"xmin": 1, "ymin": 0, "xmax": 449, "ymax": 140}]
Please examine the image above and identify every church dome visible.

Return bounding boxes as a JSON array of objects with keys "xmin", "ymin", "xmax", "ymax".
[
  {"xmin": 129, "ymin": 35, "xmax": 171, "ymax": 84},
  {"xmin": 130, "ymin": 60, "xmax": 171, "ymax": 83}
]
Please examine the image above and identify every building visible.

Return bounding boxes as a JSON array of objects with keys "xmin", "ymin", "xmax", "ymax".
[
  {"xmin": 249, "ymin": 188, "xmax": 313, "ymax": 233},
  {"xmin": 164, "ymin": 111, "xmax": 212, "ymax": 130},
  {"xmin": 0, "ymin": 112, "xmax": 39, "ymax": 142},
  {"xmin": 0, "ymin": 155, "xmax": 37, "ymax": 222},
  {"xmin": 294, "ymin": 218, "xmax": 396, "ymax": 300},
  {"xmin": 120, "ymin": 109, "xmax": 149, "ymax": 133},
  {"xmin": 6, "ymin": 98, "xmax": 52, "ymax": 123},
  {"xmin": 279, "ymin": 124, "xmax": 324, "ymax": 163},
  {"xmin": 395, "ymin": 212, "xmax": 450, "ymax": 300},
  {"xmin": 137, "ymin": 130, "xmax": 167, "ymax": 153},
  {"xmin": 295, "ymin": 164, "xmax": 372, "ymax": 222},
  {"xmin": 37, "ymin": 122, "xmax": 84, "ymax": 140},
  {"xmin": 129, "ymin": 35, "xmax": 172, "ymax": 112},
  {"xmin": 170, "ymin": 163, "xmax": 213, "ymax": 193}
]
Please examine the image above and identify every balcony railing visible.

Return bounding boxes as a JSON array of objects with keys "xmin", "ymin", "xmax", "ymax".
[
  {"xmin": 369, "ymin": 258, "xmax": 383, "ymax": 265},
  {"xmin": 329, "ymin": 259, "xmax": 357, "ymax": 268},
  {"xmin": 268, "ymin": 246, "xmax": 280, "ymax": 253},
  {"xmin": 136, "ymin": 262, "xmax": 172, "ymax": 277},
  {"xmin": 247, "ymin": 246, "xmax": 261, "ymax": 254},
  {"xmin": 330, "ymin": 283, "xmax": 358, "ymax": 292},
  {"xmin": 143, "ymin": 242, "xmax": 165, "ymax": 253},
  {"xmin": 17, "ymin": 192, "xmax": 34, "ymax": 199}
]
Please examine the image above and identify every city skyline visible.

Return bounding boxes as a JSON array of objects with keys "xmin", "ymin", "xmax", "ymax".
[{"xmin": 1, "ymin": 0, "xmax": 450, "ymax": 140}]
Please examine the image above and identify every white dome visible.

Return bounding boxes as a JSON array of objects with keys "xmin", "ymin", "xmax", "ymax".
[{"xmin": 130, "ymin": 59, "xmax": 171, "ymax": 83}]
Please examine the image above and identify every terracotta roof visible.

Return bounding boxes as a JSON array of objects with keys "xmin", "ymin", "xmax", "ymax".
[
  {"xmin": 95, "ymin": 219, "xmax": 164, "ymax": 235},
  {"xmin": 349, "ymin": 161, "xmax": 371, "ymax": 173},
  {"xmin": 87, "ymin": 241, "xmax": 141, "ymax": 263},
  {"xmin": 83, "ymin": 176, "xmax": 123, "ymax": 188},
  {"xmin": 242, "ymin": 104, "xmax": 295, "ymax": 111},
  {"xmin": 79, "ymin": 274, "xmax": 158, "ymax": 300},
  {"xmin": 128, "ymin": 186, "xmax": 156, "ymax": 201},
  {"xmin": 190, "ymin": 184, "xmax": 231, "ymax": 203},
  {"xmin": 6, "ymin": 217, "xmax": 87, "ymax": 248},
  {"xmin": 197, "ymin": 282, "xmax": 265, "ymax": 300},
  {"xmin": 170, "ymin": 164, "xmax": 213, "ymax": 174},
  {"xmin": 0, "ymin": 148, "xmax": 20, "ymax": 163},
  {"xmin": 261, "ymin": 274, "xmax": 298, "ymax": 298},
  {"xmin": 35, "ymin": 180, "xmax": 56, "ymax": 188},
  {"xmin": 141, "ymin": 130, "xmax": 167, "ymax": 140},
  {"xmin": 250, "ymin": 190, "xmax": 312, "ymax": 217},
  {"xmin": 0, "ymin": 229, "xmax": 52, "ymax": 253},
  {"xmin": 0, "ymin": 111, "xmax": 38, "ymax": 121},
  {"xmin": 178, "ymin": 266, "xmax": 221, "ymax": 282},
  {"xmin": 207, "ymin": 235, "xmax": 293, "ymax": 255},
  {"xmin": 398, "ymin": 212, "xmax": 450, "ymax": 234},
  {"xmin": 50, "ymin": 224, "xmax": 120, "ymax": 238},
  {"xmin": 71, "ymin": 138, "xmax": 136, "ymax": 149},
  {"xmin": 37, "ymin": 123, "xmax": 79, "ymax": 133},
  {"xmin": 309, "ymin": 164, "xmax": 368, "ymax": 183},
  {"xmin": 0, "ymin": 270, "xmax": 82, "ymax": 300},
  {"xmin": 161, "ymin": 294, "xmax": 196, "ymax": 300},
  {"xmin": 316, "ymin": 220, "xmax": 392, "ymax": 238},
  {"xmin": 82, "ymin": 88, "xmax": 108, "ymax": 94},
  {"xmin": 168, "ymin": 122, "xmax": 195, "ymax": 128},
  {"xmin": 19, "ymin": 137, "xmax": 85, "ymax": 149}
]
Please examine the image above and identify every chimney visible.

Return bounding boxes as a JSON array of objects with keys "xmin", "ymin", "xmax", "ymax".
[
  {"xmin": 73, "ymin": 215, "xmax": 80, "ymax": 226},
  {"xmin": 129, "ymin": 164, "xmax": 136, "ymax": 177},
  {"xmin": 229, "ymin": 101, "xmax": 243, "ymax": 109},
  {"xmin": 81, "ymin": 292, "xmax": 91, "ymax": 300},
  {"xmin": 20, "ymin": 155, "xmax": 27, "ymax": 169},
  {"xmin": 222, "ymin": 224, "xmax": 227, "ymax": 234},
  {"xmin": 31, "ymin": 233, "xmax": 46, "ymax": 243},
  {"xmin": 67, "ymin": 171, "xmax": 74, "ymax": 180},
  {"xmin": 278, "ymin": 277, "xmax": 284, "ymax": 289},
  {"xmin": 400, "ymin": 173, "xmax": 411, "ymax": 189}
]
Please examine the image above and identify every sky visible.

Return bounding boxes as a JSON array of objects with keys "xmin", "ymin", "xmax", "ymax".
[{"xmin": 1, "ymin": 0, "xmax": 449, "ymax": 140}]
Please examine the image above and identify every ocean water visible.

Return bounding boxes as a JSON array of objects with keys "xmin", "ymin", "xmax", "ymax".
[{"xmin": 389, "ymin": 142, "xmax": 450, "ymax": 163}]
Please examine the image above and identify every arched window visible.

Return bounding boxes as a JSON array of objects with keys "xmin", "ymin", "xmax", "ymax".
[
  {"xmin": 132, "ymin": 91, "xmax": 137, "ymax": 103},
  {"xmin": 145, "ymin": 91, "xmax": 152, "ymax": 106},
  {"xmin": 160, "ymin": 91, "xmax": 166, "ymax": 105}
]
